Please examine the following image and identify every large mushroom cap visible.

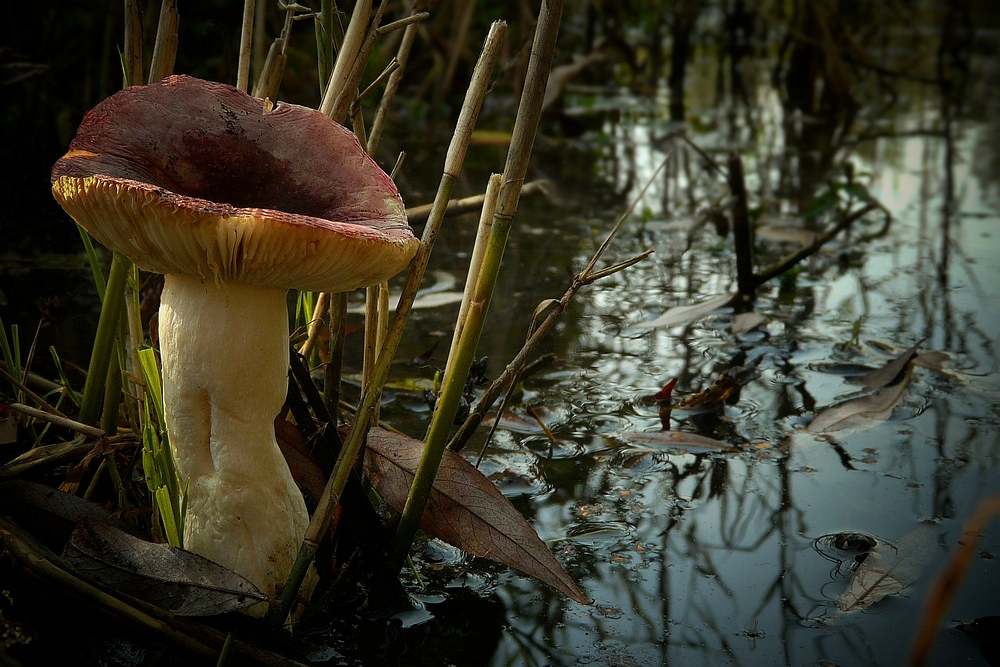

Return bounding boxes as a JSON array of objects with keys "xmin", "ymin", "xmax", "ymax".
[{"xmin": 51, "ymin": 75, "xmax": 418, "ymax": 292}]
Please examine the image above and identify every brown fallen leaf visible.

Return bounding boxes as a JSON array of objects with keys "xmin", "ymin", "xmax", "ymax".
[
  {"xmin": 849, "ymin": 339, "xmax": 924, "ymax": 392},
  {"xmin": 807, "ymin": 365, "xmax": 913, "ymax": 434},
  {"xmin": 837, "ymin": 524, "xmax": 935, "ymax": 613},
  {"xmin": 363, "ymin": 427, "xmax": 589, "ymax": 605},
  {"xmin": 673, "ymin": 363, "xmax": 759, "ymax": 414},
  {"xmin": 274, "ymin": 417, "xmax": 327, "ymax": 501},
  {"xmin": 64, "ymin": 518, "xmax": 267, "ymax": 616}
]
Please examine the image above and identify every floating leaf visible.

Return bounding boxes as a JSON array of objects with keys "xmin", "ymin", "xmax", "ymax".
[
  {"xmin": 363, "ymin": 427, "xmax": 589, "ymax": 604},
  {"xmin": 615, "ymin": 430, "xmax": 738, "ymax": 454},
  {"xmin": 630, "ymin": 293, "xmax": 735, "ymax": 331},
  {"xmin": 849, "ymin": 339, "xmax": 923, "ymax": 392},
  {"xmin": 837, "ymin": 524, "xmax": 935, "ymax": 613},
  {"xmin": 807, "ymin": 365, "xmax": 913, "ymax": 434},
  {"xmin": 732, "ymin": 312, "xmax": 768, "ymax": 336},
  {"xmin": 673, "ymin": 363, "xmax": 758, "ymax": 414},
  {"xmin": 64, "ymin": 518, "xmax": 267, "ymax": 616},
  {"xmin": 348, "ymin": 271, "xmax": 461, "ymax": 313}
]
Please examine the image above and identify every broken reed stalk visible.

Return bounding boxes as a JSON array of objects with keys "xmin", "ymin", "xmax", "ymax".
[
  {"xmin": 448, "ymin": 156, "xmax": 668, "ymax": 453},
  {"xmin": 405, "ymin": 179, "xmax": 547, "ymax": 224},
  {"xmin": 390, "ymin": 0, "xmax": 566, "ymax": 564},
  {"xmin": 324, "ymin": 293, "xmax": 348, "ymax": 421},
  {"xmin": 268, "ymin": 20, "xmax": 508, "ymax": 627},
  {"xmin": 319, "ymin": 0, "xmax": 373, "ymax": 118},
  {"xmin": 728, "ymin": 152, "xmax": 755, "ymax": 298},
  {"xmin": 148, "ymin": 0, "xmax": 179, "ymax": 84},
  {"xmin": 9, "ymin": 403, "xmax": 104, "ymax": 438},
  {"xmin": 315, "ymin": 0, "xmax": 336, "ymax": 98},
  {"xmin": 908, "ymin": 494, "xmax": 1000, "ymax": 667},
  {"xmin": 752, "ymin": 202, "xmax": 884, "ymax": 285},
  {"xmin": 237, "ymin": 0, "xmax": 257, "ymax": 92},
  {"xmin": 368, "ymin": 2, "xmax": 426, "ymax": 153},
  {"xmin": 123, "ymin": 0, "xmax": 144, "ymax": 87}
]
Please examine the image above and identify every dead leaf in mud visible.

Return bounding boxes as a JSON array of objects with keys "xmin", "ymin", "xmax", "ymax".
[
  {"xmin": 614, "ymin": 430, "xmax": 738, "ymax": 453},
  {"xmin": 630, "ymin": 292, "xmax": 735, "ymax": 331},
  {"xmin": 849, "ymin": 339, "xmax": 924, "ymax": 392},
  {"xmin": 274, "ymin": 417, "xmax": 327, "ymax": 501},
  {"xmin": 363, "ymin": 427, "xmax": 589, "ymax": 604},
  {"xmin": 807, "ymin": 365, "xmax": 913, "ymax": 434},
  {"xmin": 0, "ymin": 479, "xmax": 121, "ymax": 550},
  {"xmin": 64, "ymin": 518, "xmax": 267, "ymax": 616},
  {"xmin": 836, "ymin": 524, "xmax": 935, "ymax": 613}
]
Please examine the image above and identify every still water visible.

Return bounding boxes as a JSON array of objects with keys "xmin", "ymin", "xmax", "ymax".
[{"xmin": 375, "ymin": 46, "xmax": 1000, "ymax": 667}]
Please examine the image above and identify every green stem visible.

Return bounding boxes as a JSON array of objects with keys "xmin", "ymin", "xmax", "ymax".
[
  {"xmin": 79, "ymin": 252, "xmax": 130, "ymax": 426},
  {"xmin": 268, "ymin": 21, "xmax": 509, "ymax": 627},
  {"xmin": 391, "ymin": 0, "xmax": 565, "ymax": 562}
]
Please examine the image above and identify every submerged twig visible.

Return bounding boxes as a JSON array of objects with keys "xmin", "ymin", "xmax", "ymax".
[{"xmin": 753, "ymin": 203, "xmax": 885, "ymax": 285}]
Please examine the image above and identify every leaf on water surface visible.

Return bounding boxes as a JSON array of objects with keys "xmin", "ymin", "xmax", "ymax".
[
  {"xmin": 732, "ymin": 311, "xmax": 768, "ymax": 336},
  {"xmin": 673, "ymin": 363, "xmax": 759, "ymax": 414},
  {"xmin": 806, "ymin": 365, "xmax": 913, "ymax": 434},
  {"xmin": 630, "ymin": 292, "xmax": 735, "ymax": 331},
  {"xmin": 836, "ymin": 524, "xmax": 935, "ymax": 613},
  {"xmin": 64, "ymin": 518, "xmax": 267, "ymax": 616},
  {"xmin": 849, "ymin": 339, "xmax": 924, "ymax": 392},
  {"xmin": 362, "ymin": 427, "xmax": 589, "ymax": 605},
  {"xmin": 615, "ymin": 430, "xmax": 738, "ymax": 453}
]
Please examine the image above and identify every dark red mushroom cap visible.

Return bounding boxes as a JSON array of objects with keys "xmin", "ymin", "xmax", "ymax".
[{"xmin": 51, "ymin": 75, "xmax": 418, "ymax": 292}]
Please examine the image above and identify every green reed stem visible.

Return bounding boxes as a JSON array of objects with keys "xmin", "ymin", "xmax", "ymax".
[
  {"xmin": 78, "ymin": 252, "xmax": 130, "ymax": 426},
  {"xmin": 391, "ymin": 0, "xmax": 564, "ymax": 562},
  {"xmin": 267, "ymin": 19, "xmax": 508, "ymax": 627}
]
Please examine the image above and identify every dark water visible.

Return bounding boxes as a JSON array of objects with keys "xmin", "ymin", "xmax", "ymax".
[
  {"xmin": 2, "ymin": 5, "xmax": 1000, "ymax": 667},
  {"xmin": 377, "ymin": 34, "xmax": 1000, "ymax": 667}
]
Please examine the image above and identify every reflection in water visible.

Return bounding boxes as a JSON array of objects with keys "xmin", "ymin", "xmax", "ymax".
[{"xmin": 389, "ymin": 10, "xmax": 1000, "ymax": 667}]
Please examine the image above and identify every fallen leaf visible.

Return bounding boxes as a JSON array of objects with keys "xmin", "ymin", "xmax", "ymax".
[
  {"xmin": 615, "ymin": 430, "xmax": 738, "ymax": 453},
  {"xmin": 849, "ymin": 339, "xmax": 924, "ymax": 392},
  {"xmin": 64, "ymin": 518, "xmax": 267, "ymax": 616},
  {"xmin": 732, "ymin": 312, "xmax": 768, "ymax": 336},
  {"xmin": 630, "ymin": 293, "xmax": 735, "ymax": 331},
  {"xmin": 0, "ymin": 479, "xmax": 120, "ymax": 551},
  {"xmin": 363, "ymin": 427, "xmax": 589, "ymax": 604},
  {"xmin": 274, "ymin": 418, "xmax": 327, "ymax": 501},
  {"xmin": 348, "ymin": 271, "xmax": 461, "ymax": 314},
  {"xmin": 673, "ymin": 363, "xmax": 759, "ymax": 414},
  {"xmin": 807, "ymin": 365, "xmax": 913, "ymax": 434},
  {"xmin": 837, "ymin": 524, "xmax": 935, "ymax": 613}
]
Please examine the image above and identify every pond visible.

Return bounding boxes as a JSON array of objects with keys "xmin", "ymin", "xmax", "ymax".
[{"xmin": 1, "ymin": 3, "xmax": 999, "ymax": 666}]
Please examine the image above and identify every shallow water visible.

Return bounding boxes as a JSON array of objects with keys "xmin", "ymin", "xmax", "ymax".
[{"xmin": 371, "ymin": 44, "xmax": 1000, "ymax": 667}]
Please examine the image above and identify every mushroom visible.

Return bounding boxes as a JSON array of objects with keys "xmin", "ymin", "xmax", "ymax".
[{"xmin": 50, "ymin": 75, "xmax": 419, "ymax": 612}]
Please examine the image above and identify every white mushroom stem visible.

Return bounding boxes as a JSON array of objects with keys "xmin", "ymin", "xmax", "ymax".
[{"xmin": 159, "ymin": 273, "xmax": 309, "ymax": 615}]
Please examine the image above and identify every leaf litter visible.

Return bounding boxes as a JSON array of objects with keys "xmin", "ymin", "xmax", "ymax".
[
  {"xmin": 836, "ymin": 524, "xmax": 936, "ymax": 613},
  {"xmin": 363, "ymin": 427, "xmax": 590, "ymax": 604}
]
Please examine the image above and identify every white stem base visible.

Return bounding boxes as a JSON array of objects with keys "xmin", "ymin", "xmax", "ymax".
[{"xmin": 160, "ymin": 274, "xmax": 310, "ymax": 614}]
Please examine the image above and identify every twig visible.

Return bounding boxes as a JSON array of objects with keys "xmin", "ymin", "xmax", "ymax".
[
  {"xmin": 752, "ymin": 203, "xmax": 885, "ymax": 285},
  {"xmin": 449, "ymin": 156, "xmax": 667, "ymax": 453},
  {"xmin": 908, "ymin": 494, "xmax": 1000, "ymax": 666},
  {"xmin": 376, "ymin": 11, "xmax": 429, "ymax": 36},
  {"xmin": 10, "ymin": 403, "xmax": 104, "ymax": 438},
  {"xmin": 123, "ymin": 0, "xmax": 144, "ymax": 86},
  {"xmin": 405, "ymin": 180, "xmax": 547, "ymax": 224},
  {"xmin": 369, "ymin": 1, "xmax": 427, "ymax": 154},
  {"xmin": 0, "ymin": 366, "xmax": 66, "ymax": 418},
  {"xmin": 728, "ymin": 153, "xmax": 755, "ymax": 298}
]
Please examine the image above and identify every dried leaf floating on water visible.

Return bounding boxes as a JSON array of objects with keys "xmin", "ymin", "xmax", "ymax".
[
  {"xmin": 64, "ymin": 519, "xmax": 267, "ymax": 616},
  {"xmin": 630, "ymin": 292, "xmax": 736, "ymax": 331},
  {"xmin": 836, "ymin": 524, "xmax": 935, "ymax": 613},
  {"xmin": 807, "ymin": 365, "xmax": 913, "ymax": 434},
  {"xmin": 849, "ymin": 338, "xmax": 924, "ymax": 392},
  {"xmin": 615, "ymin": 430, "xmax": 738, "ymax": 454},
  {"xmin": 363, "ymin": 427, "xmax": 589, "ymax": 604}
]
